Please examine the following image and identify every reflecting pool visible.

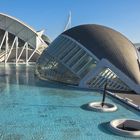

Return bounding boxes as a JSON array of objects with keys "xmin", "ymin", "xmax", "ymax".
[{"xmin": 0, "ymin": 64, "xmax": 139, "ymax": 140}]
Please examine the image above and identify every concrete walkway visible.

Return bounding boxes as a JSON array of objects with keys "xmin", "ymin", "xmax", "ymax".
[{"xmin": 107, "ymin": 91, "xmax": 140, "ymax": 111}]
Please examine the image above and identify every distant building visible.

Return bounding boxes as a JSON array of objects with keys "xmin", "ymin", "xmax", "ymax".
[
  {"xmin": 36, "ymin": 24, "xmax": 140, "ymax": 94},
  {"xmin": 0, "ymin": 13, "xmax": 51, "ymax": 64},
  {"xmin": 134, "ymin": 43, "xmax": 140, "ymax": 52}
]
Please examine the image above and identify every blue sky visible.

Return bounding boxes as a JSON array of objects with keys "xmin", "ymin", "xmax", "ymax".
[{"xmin": 0, "ymin": 0, "xmax": 140, "ymax": 42}]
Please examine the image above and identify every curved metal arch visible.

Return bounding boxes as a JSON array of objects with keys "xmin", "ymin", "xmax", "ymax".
[
  {"xmin": 0, "ymin": 13, "xmax": 48, "ymax": 49},
  {"xmin": 0, "ymin": 13, "xmax": 38, "ymax": 36}
]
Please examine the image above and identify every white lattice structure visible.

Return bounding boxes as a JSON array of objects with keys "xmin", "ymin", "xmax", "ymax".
[
  {"xmin": 79, "ymin": 59, "xmax": 139, "ymax": 92},
  {"xmin": 0, "ymin": 13, "xmax": 50, "ymax": 64}
]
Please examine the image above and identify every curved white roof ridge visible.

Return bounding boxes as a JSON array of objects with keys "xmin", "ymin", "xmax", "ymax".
[{"xmin": 0, "ymin": 13, "xmax": 38, "ymax": 36}]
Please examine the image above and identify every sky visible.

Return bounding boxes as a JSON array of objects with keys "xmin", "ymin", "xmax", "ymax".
[{"xmin": 0, "ymin": 0, "xmax": 140, "ymax": 42}]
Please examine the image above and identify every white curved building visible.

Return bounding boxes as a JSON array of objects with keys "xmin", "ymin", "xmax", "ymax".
[{"xmin": 0, "ymin": 13, "xmax": 51, "ymax": 64}]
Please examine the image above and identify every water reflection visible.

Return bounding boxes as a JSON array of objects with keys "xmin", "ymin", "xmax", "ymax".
[
  {"xmin": 0, "ymin": 64, "xmax": 33, "ymax": 91},
  {"xmin": 0, "ymin": 64, "xmax": 91, "ymax": 92}
]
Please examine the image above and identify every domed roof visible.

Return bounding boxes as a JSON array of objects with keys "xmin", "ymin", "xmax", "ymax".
[{"xmin": 62, "ymin": 24, "xmax": 140, "ymax": 84}]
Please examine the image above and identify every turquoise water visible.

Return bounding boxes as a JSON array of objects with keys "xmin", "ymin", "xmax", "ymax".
[{"xmin": 0, "ymin": 64, "xmax": 139, "ymax": 140}]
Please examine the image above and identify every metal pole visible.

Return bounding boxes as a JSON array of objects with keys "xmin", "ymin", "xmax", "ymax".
[{"xmin": 101, "ymin": 82, "xmax": 108, "ymax": 107}]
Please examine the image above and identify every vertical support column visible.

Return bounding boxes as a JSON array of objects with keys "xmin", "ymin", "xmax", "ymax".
[
  {"xmin": 16, "ymin": 37, "xmax": 18, "ymax": 65},
  {"xmin": 5, "ymin": 31, "xmax": 8, "ymax": 64},
  {"xmin": 26, "ymin": 43, "xmax": 28, "ymax": 65},
  {"xmin": 27, "ymin": 39, "xmax": 38, "ymax": 64},
  {"xmin": 0, "ymin": 31, "xmax": 7, "ymax": 51},
  {"xmin": 5, "ymin": 36, "xmax": 18, "ymax": 63}
]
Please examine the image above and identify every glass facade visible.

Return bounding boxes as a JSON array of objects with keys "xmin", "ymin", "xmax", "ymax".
[{"xmin": 36, "ymin": 35, "xmax": 97, "ymax": 85}]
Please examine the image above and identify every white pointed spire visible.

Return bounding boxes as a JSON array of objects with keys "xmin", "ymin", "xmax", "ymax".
[
  {"xmin": 37, "ymin": 29, "xmax": 45, "ymax": 36},
  {"xmin": 64, "ymin": 11, "xmax": 72, "ymax": 31}
]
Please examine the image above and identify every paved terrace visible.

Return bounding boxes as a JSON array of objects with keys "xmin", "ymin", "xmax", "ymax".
[{"xmin": 107, "ymin": 91, "xmax": 140, "ymax": 111}]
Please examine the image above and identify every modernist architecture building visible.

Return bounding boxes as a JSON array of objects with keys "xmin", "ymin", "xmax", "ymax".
[
  {"xmin": 36, "ymin": 24, "xmax": 140, "ymax": 94},
  {"xmin": 0, "ymin": 13, "xmax": 50, "ymax": 64},
  {"xmin": 135, "ymin": 43, "xmax": 140, "ymax": 53}
]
